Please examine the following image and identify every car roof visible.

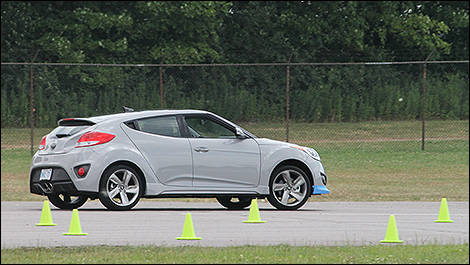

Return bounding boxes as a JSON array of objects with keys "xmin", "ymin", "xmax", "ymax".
[
  {"xmin": 87, "ymin": 109, "xmax": 210, "ymax": 123},
  {"xmin": 80, "ymin": 109, "xmax": 257, "ymax": 138}
]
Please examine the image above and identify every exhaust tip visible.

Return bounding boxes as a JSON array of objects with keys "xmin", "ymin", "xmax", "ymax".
[{"xmin": 40, "ymin": 182, "xmax": 54, "ymax": 193}]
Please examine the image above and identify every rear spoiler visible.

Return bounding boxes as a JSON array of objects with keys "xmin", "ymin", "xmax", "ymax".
[
  {"xmin": 122, "ymin": 106, "xmax": 134, "ymax": 112},
  {"xmin": 58, "ymin": 118, "xmax": 96, "ymax": 126}
]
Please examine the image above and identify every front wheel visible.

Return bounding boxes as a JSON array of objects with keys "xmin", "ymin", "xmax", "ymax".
[
  {"xmin": 267, "ymin": 165, "xmax": 312, "ymax": 210},
  {"xmin": 47, "ymin": 193, "xmax": 88, "ymax": 210},
  {"xmin": 216, "ymin": 196, "xmax": 252, "ymax": 210},
  {"xmin": 98, "ymin": 165, "xmax": 143, "ymax": 210}
]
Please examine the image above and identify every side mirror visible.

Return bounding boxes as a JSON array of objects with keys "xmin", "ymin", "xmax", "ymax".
[{"xmin": 235, "ymin": 127, "xmax": 248, "ymax": 139}]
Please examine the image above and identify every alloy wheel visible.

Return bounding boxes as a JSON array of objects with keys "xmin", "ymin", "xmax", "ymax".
[
  {"xmin": 271, "ymin": 169, "xmax": 308, "ymax": 207},
  {"xmin": 106, "ymin": 169, "xmax": 140, "ymax": 207}
]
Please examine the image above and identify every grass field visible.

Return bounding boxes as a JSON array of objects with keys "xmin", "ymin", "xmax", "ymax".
[
  {"xmin": 1, "ymin": 244, "xmax": 468, "ymax": 264},
  {"xmin": 1, "ymin": 120, "xmax": 468, "ymax": 201}
]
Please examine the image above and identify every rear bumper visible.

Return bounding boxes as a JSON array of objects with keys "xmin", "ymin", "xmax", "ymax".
[
  {"xmin": 30, "ymin": 167, "xmax": 79, "ymax": 195},
  {"xmin": 30, "ymin": 147, "xmax": 102, "ymax": 194}
]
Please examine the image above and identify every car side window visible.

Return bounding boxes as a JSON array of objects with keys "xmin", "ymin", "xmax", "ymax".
[
  {"xmin": 136, "ymin": 116, "xmax": 181, "ymax": 137},
  {"xmin": 185, "ymin": 116, "xmax": 236, "ymax": 139}
]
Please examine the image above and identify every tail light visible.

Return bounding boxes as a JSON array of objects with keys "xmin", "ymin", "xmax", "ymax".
[
  {"xmin": 75, "ymin": 131, "xmax": 115, "ymax": 148},
  {"xmin": 38, "ymin": 135, "xmax": 47, "ymax": 150}
]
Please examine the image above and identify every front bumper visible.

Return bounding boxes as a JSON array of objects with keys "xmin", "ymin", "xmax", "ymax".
[
  {"xmin": 308, "ymin": 161, "xmax": 330, "ymax": 195},
  {"xmin": 312, "ymin": 185, "xmax": 330, "ymax": 195}
]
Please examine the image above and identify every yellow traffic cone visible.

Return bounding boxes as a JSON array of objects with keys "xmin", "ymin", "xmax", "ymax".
[
  {"xmin": 63, "ymin": 209, "xmax": 88, "ymax": 236},
  {"xmin": 380, "ymin": 215, "xmax": 403, "ymax": 243},
  {"xmin": 176, "ymin": 213, "xmax": 201, "ymax": 240},
  {"xmin": 434, "ymin": 198, "xmax": 454, "ymax": 223},
  {"xmin": 243, "ymin": 199, "xmax": 266, "ymax": 223},
  {"xmin": 36, "ymin": 200, "xmax": 56, "ymax": 226}
]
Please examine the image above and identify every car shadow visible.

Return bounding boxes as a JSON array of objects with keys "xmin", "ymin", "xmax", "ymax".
[{"xmin": 51, "ymin": 207, "xmax": 323, "ymax": 212}]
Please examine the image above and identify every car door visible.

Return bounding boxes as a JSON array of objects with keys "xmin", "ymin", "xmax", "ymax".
[
  {"xmin": 183, "ymin": 114, "xmax": 261, "ymax": 188},
  {"xmin": 123, "ymin": 115, "xmax": 193, "ymax": 187}
]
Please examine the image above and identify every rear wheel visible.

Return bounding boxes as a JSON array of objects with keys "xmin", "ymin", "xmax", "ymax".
[
  {"xmin": 216, "ymin": 196, "xmax": 252, "ymax": 210},
  {"xmin": 47, "ymin": 193, "xmax": 88, "ymax": 210},
  {"xmin": 98, "ymin": 164, "xmax": 143, "ymax": 210}
]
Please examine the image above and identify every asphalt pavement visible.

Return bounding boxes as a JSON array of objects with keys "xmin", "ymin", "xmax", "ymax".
[{"xmin": 1, "ymin": 200, "xmax": 468, "ymax": 249}]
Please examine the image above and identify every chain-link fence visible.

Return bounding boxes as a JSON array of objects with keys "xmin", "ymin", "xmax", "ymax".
[{"xmin": 1, "ymin": 61, "xmax": 468, "ymax": 158}]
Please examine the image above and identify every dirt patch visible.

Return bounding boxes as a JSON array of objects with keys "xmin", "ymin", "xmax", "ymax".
[{"xmin": 1, "ymin": 144, "xmax": 31, "ymax": 150}]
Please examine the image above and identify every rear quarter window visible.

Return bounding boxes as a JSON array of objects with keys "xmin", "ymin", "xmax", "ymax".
[{"xmin": 135, "ymin": 116, "xmax": 181, "ymax": 137}]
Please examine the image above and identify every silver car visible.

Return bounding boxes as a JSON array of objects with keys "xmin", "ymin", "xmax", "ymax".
[{"xmin": 30, "ymin": 109, "xmax": 329, "ymax": 210}]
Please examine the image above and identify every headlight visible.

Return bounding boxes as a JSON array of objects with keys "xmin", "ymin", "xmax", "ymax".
[
  {"xmin": 304, "ymin": 147, "xmax": 321, "ymax": 161},
  {"xmin": 290, "ymin": 145, "xmax": 321, "ymax": 161}
]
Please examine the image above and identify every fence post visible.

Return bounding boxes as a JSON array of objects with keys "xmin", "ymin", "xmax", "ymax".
[
  {"xmin": 421, "ymin": 62, "xmax": 427, "ymax": 151},
  {"xmin": 420, "ymin": 51, "xmax": 434, "ymax": 151},
  {"xmin": 159, "ymin": 66, "xmax": 164, "ymax": 108},
  {"xmin": 30, "ymin": 64, "xmax": 34, "ymax": 156},
  {"xmin": 285, "ymin": 64, "xmax": 290, "ymax": 142},
  {"xmin": 29, "ymin": 50, "xmax": 39, "ymax": 156}
]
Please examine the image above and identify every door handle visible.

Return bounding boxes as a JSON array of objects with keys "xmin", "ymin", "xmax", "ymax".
[{"xmin": 194, "ymin": 147, "xmax": 209, "ymax": 153}]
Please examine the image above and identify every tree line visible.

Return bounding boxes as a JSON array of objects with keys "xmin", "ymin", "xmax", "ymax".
[{"xmin": 1, "ymin": 1, "xmax": 468, "ymax": 127}]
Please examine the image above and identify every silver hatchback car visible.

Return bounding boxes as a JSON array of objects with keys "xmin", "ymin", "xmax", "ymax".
[{"xmin": 30, "ymin": 109, "xmax": 329, "ymax": 210}]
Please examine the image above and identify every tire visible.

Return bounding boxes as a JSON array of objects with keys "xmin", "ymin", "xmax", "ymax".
[
  {"xmin": 267, "ymin": 165, "xmax": 312, "ymax": 210},
  {"xmin": 47, "ymin": 193, "xmax": 88, "ymax": 210},
  {"xmin": 216, "ymin": 196, "xmax": 252, "ymax": 210},
  {"xmin": 98, "ymin": 164, "xmax": 143, "ymax": 210}
]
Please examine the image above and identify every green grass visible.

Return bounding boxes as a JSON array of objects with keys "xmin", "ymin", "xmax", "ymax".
[
  {"xmin": 1, "ymin": 148, "xmax": 44, "ymax": 201},
  {"xmin": 315, "ymin": 140, "xmax": 469, "ymax": 201},
  {"xmin": 1, "ymin": 120, "xmax": 468, "ymax": 201},
  {"xmin": 1, "ymin": 244, "xmax": 468, "ymax": 264}
]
